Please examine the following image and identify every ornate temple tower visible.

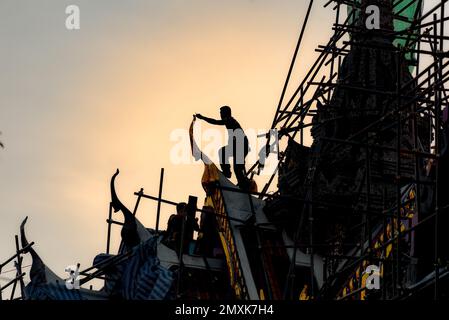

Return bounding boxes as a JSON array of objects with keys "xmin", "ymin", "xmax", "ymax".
[{"xmin": 302, "ymin": 0, "xmax": 424, "ymax": 263}]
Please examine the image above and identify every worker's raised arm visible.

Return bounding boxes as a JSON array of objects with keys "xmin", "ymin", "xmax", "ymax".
[{"xmin": 195, "ymin": 114, "xmax": 225, "ymax": 125}]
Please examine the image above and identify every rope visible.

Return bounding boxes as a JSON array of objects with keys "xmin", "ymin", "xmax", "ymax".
[{"xmin": 1, "ymin": 264, "xmax": 31, "ymax": 274}]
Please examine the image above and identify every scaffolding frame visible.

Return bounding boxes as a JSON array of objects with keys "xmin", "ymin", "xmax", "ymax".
[
  {"xmin": 2, "ymin": 0, "xmax": 448, "ymax": 302},
  {"xmin": 71, "ymin": 0, "xmax": 449, "ymax": 301},
  {"xmin": 244, "ymin": 0, "xmax": 449, "ymax": 300}
]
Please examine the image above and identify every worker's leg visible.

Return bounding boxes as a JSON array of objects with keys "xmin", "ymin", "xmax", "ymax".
[
  {"xmin": 233, "ymin": 138, "xmax": 250, "ymax": 189},
  {"xmin": 219, "ymin": 145, "xmax": 232, "ymax": 178},
  {"xmin": 234, "ymin": 164, "xmax": 247, "ymax": 188}
]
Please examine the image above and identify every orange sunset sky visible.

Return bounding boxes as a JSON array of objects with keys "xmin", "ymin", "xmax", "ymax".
[{"xmin": 0, "ymin": 0, "xmax": 342, "ymax": 286}]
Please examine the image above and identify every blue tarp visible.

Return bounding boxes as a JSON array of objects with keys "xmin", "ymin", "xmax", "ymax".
[
  {"xmin": 25, "ymin": 236, "xmax": 174, "ymax": 300},
  {"xmin": 94, "ymin": 236, "xmax": 175, "ymax": 300}
]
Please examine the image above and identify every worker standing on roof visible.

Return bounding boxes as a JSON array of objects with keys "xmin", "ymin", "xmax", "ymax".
[{"xmin": 195, "ymin": 106, "xmax": 250, "ymax": 189}]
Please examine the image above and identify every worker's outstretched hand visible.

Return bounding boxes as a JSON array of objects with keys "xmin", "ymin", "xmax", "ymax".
[{"xmin": 195, "ymin": 113, "xmax": 204, "ymax": 120}]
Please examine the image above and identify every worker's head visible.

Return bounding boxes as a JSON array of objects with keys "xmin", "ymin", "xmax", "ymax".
[
  {"xmin": 176, "ymin": 202, "xmax": 187, "ymax": 215},
  {"xmin": 220, "ymin": 106, "xmax": 232, "ymax": 120}
]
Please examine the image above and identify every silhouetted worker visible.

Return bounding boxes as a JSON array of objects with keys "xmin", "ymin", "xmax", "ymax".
[
  {"xmin": 195, "ymin": 106, "xmax": 250, "ymax": 188},
  {"xmin": 195, "ymin": 206, "xmax": 221, "ymax": 257},
  {"xmin": 166, "ymin": 202, "xmax": 199, "ymax": 255}
]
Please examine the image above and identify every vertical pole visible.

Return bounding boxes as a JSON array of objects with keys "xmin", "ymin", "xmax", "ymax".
[
  {"xmin": 411, "ymin": 10, "xmax": 422, "ymax": 267},
  {"xmin": 10, "ymin": 273, "xmax": 17, "ymax": 300},
  {"xmin": 395, "ymin": 50, "xmax": 402, "ymax": 299},
  {"xmin": 106, "ymin": 202, "xmax": 112, "ymax": 255},
  {"xmin": 338, "ymin": 56, "xmax": 342, "ymax": 77},
  {"xmin": 14, "ymin": 235, "xmax": 25, "ymax": 299},
  {"xmin": 438, "ymin": 0, "xmax": 446, "ymax": 298},
  {"xmin": 433, "ymin": 11, "xmax": 442, "ymax": 300},
  {"xmin": 155, "ymin": 168, "xmax": 165, "ymax": 233},
  {"xmin": 309, "ymin": 200, "xmax": 315, "ymax": 299},
  {"xmin": 248, "ymin": 190, "xmax": 273, "ymax": 300},
  {"xmin": 177, "ymin": 214, "xmax": 186, "ymax": 298},
  {"xmin": 301, "ymin": 87, "xmax": 305, "ymax": 145},
  {"xmin": 329, "ymin": 2, "xmax": 340, "ymax": 102},
  {"xmin": 176, "ymin": 196, "xmax": 197, "ymax": 298},
  {"xmin": 366, "ymin": 147, "xmax": 372, "ymax": 258},
  {"xmin": 186, "ymin": 196, "xmax": 198, "ymax": 249},
  {"xmin": 439, "ymin": 0, "xmax": 447, "ymax": 298},
  {"xmin": 429, "ymin": 67, "xmax": 434, "ymax": 150},
  {"xmin": 382, "ymin": 188, "xmax": 388, "ymax": 300}
]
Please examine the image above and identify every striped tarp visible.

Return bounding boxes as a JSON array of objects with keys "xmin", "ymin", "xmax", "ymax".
[
  {"xmin": 95, "ymin": 236, "xmax": 175, "ymax": 300},
  {"xmin": 25, "ymin": 282, "xmax": 84, "ymax": 300}
]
